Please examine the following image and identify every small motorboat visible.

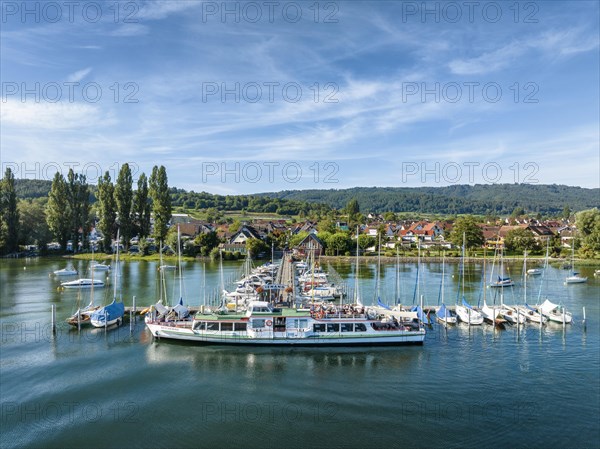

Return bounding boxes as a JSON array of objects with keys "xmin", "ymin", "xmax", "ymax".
[
  {"xmin": 53, "ymin": 267, "xmax": 78, "ymax": 276},
  {"xmin": 61, "ymin": 278, "xmax": 105, "ymax": 289}
]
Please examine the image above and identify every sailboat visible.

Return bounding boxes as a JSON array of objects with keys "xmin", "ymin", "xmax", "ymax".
[
  {"xmin": 455, "ymin": 234, "xmax": 484, "ymax": 325},
  {"xmin": 517, "ymin": 250, "xmax": 547, "ymax": 324},
  {"xmin": 436, "ymin": 253, "xmax": 457, "ymax": 325},
  {"xmin": 489, "ymin": 246, "xmax": 514, "ymax": 287},
  {"xmin": 90, "ymin": 231, "xmax": 125, "ymax": 327},
  {"xmin": 145, "ymin": 227, "xmax": 190, "ymax": 323},
  {"xmin": 539, "ymin": 299, "xmax": 572, "ymax": 324},
  {"xmin": 565, "ymin": 241, "xmax": 587, "ymax": 284},
  {"xmin": 66, "ymin": 259, "xmax": 100, "ymax": 326},
  {"xmin": 479, "ymin": 249, "xmax": 506, "ymax": 327}
]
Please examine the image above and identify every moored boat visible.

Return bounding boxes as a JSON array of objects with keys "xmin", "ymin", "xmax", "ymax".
[
  {"xmin": 539, "ymin": 299, "xmax": 572, "ymax": 324},
  {"xmin": 53, "ymin": 267, "xmax": 78, "ymax": 276},
  {"xmin": 146, "ymin": 301, "xmax": 426, "ymax": 346},
  {"xmin": 61, "ymin": 278, "xmax": 105, "ymax": 289}
]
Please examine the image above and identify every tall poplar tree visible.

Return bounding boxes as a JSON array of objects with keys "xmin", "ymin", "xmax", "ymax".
[
  {"xmin": 149, "ymin": 165, "xmax": 171, "ymax": 243},
  {"xmin": 0, "ymin": 168, "xmax": 20, "ymax": 254},
  {"xmin": 133, "ymin": 173, "xmax": 151, "ymax": 238},
  {"xmin": 97, "ymin": 172, "xmax": 117, "ymax": 252},
  {"xmin": 115, "ymin": 163, "xmax": 133, "ymax": 248},
  {"xmin": 66, "ymin": 169, "xmax": 90, "ymax": 252},
  {"xmin": 46, "ymin": 172, "xmax": 71, "ymax": 251}
]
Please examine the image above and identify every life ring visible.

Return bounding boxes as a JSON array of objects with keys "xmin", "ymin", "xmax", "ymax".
[{"xmin": 266, "ymin": 320, "xmax": 272, "ymax": 327}]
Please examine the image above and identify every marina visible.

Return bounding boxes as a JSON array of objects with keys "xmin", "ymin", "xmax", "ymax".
[{"xmin": 1, "ymin": 256, "xmax": 599, "ymax": 448}]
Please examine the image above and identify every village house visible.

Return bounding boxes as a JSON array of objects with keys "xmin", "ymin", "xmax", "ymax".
[{"xmin": 294, "ymin": 233, "xmax": 325, "ymax": 257}]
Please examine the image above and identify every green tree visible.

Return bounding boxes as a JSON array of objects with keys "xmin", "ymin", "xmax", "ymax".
[
  {"xmin": 194, "ymin": 231, "xmax": 221, "ymax": 256},
  {"xmin": 0, "ymin": 168, "xmax": 20, "ymax": 253},
  {"xmin": 133, "ymin": 173, "xmax": 151, "ymax": 238},
  {"xmin": 449, "ymin": 215, "xmax": 484, "ymax": 249},
  {"xmin": 149, "ymin": 165, "xmax": 172, "ymax": 243},
  {"xmin": 97, "ymin": 172, "xmax": 117, "ymax": 252},
  {"xmin": 18, "ymin": 198, "xmax": 52, "ymax": 252},
  {"xmin": 246, "ymin": 238, "xmax": 268, "ymax": 257},
  {"xmin": 504, "ymin": 228, "xmax": 539, "ymax": 253},
  {"xmin": 46, "ymin": 172, "xmax": 71, "ymax": 251},
  {"xmin": 115, "ymin": 163, "xmax": 134, "ymax": 248},
  {"xmin": 576, "ymin": 208, "xmax": 600, "ymax": 257},
  {"xmin": 66, "ymin": 169, "xmax": 90, "ymax": 252},
  {"xmin": 358, "ymin": 234, "xmax": 376, "ymax": 252},
  {"xmin": 329, "ymin": 232, "xmax": 352, "ymax": 256}
]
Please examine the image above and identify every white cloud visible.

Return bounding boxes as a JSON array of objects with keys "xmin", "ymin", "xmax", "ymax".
[
  {"xmin": 448, "ymin": 43, "xmax": 526, "ymax": 75},
  {"xmin": 1, "ymin": 101, "xmax": 102, "ymax": 130},
  {"xmin": 67, "ymin": 67, "xmax": 92, "ymax": 83}
]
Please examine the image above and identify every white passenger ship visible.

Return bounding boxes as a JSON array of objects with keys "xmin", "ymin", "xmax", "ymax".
[{"xmin": 145, "ymin": 301, "xmax": 426, "ymax": 346}]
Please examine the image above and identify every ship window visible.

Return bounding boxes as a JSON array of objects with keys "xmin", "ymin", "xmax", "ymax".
[
  {"xmin": 341, "ymin": 323, "xmax": 353, "ymax": 332},
  {"xmin": 288, "ymin": 319, "xmax": 308, "ymax": 329},
  {"xmin": 251, "ymin": 319, "xmax": 266, "ymax": 329},
  {"xmin": 313, "ymin": 323, "xmax": 326, "ymax": 332},
  {"xmin": 234, "ymin": 322, "xmax": 247, "ymax": 331},
  {"xmin": 206, "ymin": 322, "xmax": 220, "ymax": 331},
  {"xmin": 354, "ymin": 323, "xmax": 367, "ymax": 332},
  {"xmin": 220, "ymin": 322, "xmax": 233, "ymax": 331},
  {"xmin": 193, "ymin": 321, "xmax": 206, "ymax": 331},
  {"xmin": 327, "ymin": 323, "xmax": 340, "ymax": 332}
]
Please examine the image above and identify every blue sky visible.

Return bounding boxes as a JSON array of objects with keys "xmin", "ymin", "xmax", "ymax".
[{"xmin": 1, "ymin": 0, "xmax": 599, "ymax": 194}]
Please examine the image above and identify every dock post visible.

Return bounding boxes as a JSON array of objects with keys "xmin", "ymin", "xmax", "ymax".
[
  {"xmin": 51, "ymin": 304, "xmax": 56, "ymax": 334},
  {"xmin": 133, "ymin": 295, "xmax": 136, "ymax": 316}
]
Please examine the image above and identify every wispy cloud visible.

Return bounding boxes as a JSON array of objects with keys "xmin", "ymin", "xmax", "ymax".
[{"xmin": 67, "ymin": 67, "xmax": 92, "ymax": 83}]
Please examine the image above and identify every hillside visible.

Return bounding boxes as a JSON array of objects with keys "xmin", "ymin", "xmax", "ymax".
[
  {"xmin": 14, "ymin": 179, "xmax": 598, "ymax": 216},
  {"xmin": 256, "ymin": 184, "xmax": 599, "ymax": 215}
]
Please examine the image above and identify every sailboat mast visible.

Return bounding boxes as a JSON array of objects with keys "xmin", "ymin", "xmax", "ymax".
[
  {"xmin": 523, "ymin": 250, "xmax": 527, "ymax": 305},
  {"xmin": 376, "ymin": 233, "xmax": 381, "ymax": 302},
  {"xmin": 177, "ymin": 225, "xmax": 183, "ymax": 302},
  {"xmin": 395, "ymin": 244, "xmax": 400, "ymax": 304},
  {"xmin": 113, "ymin": 230, "xmax": 119, "ymax": 301},
  {"xmin": 354, "ymin": 225, "xmax": 361, "ymax": 306},
  {"xmin": 462, "ymin": 232, "xmax": 466, "ymax": 300}
]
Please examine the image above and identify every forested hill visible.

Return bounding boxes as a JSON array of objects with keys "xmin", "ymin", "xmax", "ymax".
[
  {"xmin": 14, "ymin": 179, "xmax": 598, "ymax": 216},
  {"xmin": 256, "ymin": 184, "xmax": 600, "ymax": 215}
]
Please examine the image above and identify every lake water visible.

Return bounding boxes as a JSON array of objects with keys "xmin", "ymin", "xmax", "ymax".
[{"xmin": 1, "ymin": 257, "xmax": 599, "ymax": 448}]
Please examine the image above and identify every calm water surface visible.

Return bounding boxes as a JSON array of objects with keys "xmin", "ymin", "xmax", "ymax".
[{"xmin": 1, "ymin": 257, "xmax": 599, "ymax": 448}]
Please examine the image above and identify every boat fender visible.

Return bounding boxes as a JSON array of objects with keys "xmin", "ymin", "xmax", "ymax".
[
  {"xmin": 116, "ymin": 318, "xmax": 121, "ymax": 326},
  {"xmin": 266, "ymin": 320, "xmax": 272, "ymax": 327}
]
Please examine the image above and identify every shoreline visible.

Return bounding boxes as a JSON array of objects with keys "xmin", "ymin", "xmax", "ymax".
[{"xmin": 6, "ymin": 252, "xmax": 599, "ymax": 266}]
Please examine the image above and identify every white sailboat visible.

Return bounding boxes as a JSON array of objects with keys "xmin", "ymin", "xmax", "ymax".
[
  {"xmin": 90, "ymin": 231, "xmax": 125, "ymax": 327},
  {"xmin": 517, "ymin": 250, "xmax": 547, "ymax": 324},
  {"xmin": 565, "ymin": 242, "xmax": 587, "ymax": 284},
  {"xmin": 539, "ymin": 299, "xmax": 572, "ymax": 324},
  {"xmin": 479, "ymin": 250, "xmax": 506, "ymax": 327},
  {"xmin": 436, "ymin": 253, "xmax": 457, "ymax": 325},
  {"xmin": 66, "ymin": 261, "xmax": 100, "ymax": 326},
  {"xmin": 455, "ymin": 234, "xmax": 484, "ymax": 325}
]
